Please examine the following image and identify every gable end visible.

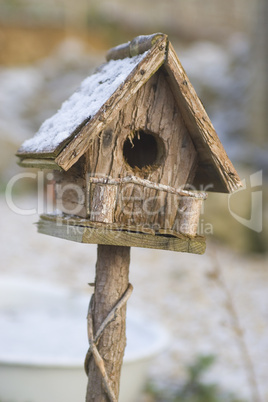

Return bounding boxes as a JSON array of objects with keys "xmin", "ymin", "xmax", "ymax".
[{"xmin": 163, "ymin": 42, "xmax": 242, "ymax": 193}]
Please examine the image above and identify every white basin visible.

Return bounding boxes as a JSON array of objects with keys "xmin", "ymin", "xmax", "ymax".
[{"xmin": 0, "ymin": 276, "xmax": 167, "ymax": 402}]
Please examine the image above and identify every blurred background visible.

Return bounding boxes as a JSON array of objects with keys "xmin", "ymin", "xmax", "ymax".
[{"xmin": 0, "ymin": 0, "xmax": 267, "ymax": 401}]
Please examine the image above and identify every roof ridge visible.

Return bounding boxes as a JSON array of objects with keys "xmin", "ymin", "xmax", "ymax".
[{"xmin": 106, "ymin": 33, "xmax": 167, "ymax": 61}]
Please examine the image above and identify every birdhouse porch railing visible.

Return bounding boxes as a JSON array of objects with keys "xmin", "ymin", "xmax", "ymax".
[
  {"xmin": 38, "ymin": 173, "xmax": 207, "ymax": 255},
  {"xmin": 88, "ymin": 175, "xmax": 207, "ymax": 237}
]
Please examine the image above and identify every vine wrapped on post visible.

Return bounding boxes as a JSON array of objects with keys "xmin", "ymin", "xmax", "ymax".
[{"xmin": 85, "ymin": 245, "xmax": 131, "ymax": 402}]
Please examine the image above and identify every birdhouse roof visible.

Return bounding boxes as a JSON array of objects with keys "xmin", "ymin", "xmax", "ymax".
[{"xmin": 17, "ymin": 33, "xmax": 241, "ymax": 193}]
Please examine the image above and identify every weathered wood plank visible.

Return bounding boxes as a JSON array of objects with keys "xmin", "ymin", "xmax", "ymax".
[
  {"xmin": 53, "ymin": 156, "xmax": 88, "ymax": 218},
  {"xmin": 18, "ymin": 158, "xmax": 62, "ymax": 170},
  {"xmin": 55, "ymin": 36, "xmax": 167, "ymax": 171},
  {"xmin": 176, "ymin": 197, "xmax": 203, "ymax": 237},
  {"xmin": 38, "ymin": 212, "xmax": 192, "ymax": 237},
  {"xmin": 37, "ymin": 214, "xmax": 206, "ymax": 254},
  {"xmin": 90, "ymin": 184, "xmax": 117, "ymax": 223},
  {"xmin": 164, "ymin": 42, "xmax": 242, "ymax": 193}
]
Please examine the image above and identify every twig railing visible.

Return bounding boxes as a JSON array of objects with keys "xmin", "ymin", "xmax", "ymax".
[{"xmin": 88, "ymin": 175, "xmax": 207, "ymax": 200}]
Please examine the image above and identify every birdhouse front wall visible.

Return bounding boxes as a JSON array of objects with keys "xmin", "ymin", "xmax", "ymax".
[
  {"xmin": 53, "ymin": 155, "xmax": 88, "ymax": 217},
  {"xmin": 53, "ymin": 69, "xmax": 201, "ymax": 236}
]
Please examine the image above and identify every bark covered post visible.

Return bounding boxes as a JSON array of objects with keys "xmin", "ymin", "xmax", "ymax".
[{"xmin": 86, "ymin": 245, "xmax": 131, "ymax": 402}]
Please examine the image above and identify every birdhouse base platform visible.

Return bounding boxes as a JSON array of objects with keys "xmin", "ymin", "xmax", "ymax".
[{"xmin": 37, "ymin": 214, "xmax": 206, "ymax": 254}]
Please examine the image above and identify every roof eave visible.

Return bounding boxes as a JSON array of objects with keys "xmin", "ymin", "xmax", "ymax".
[{"xmin": 17, "ymin": 158, "xmax": 63, "ymax": 170}]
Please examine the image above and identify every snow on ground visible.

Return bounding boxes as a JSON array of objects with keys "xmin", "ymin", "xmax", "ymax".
[{"xmin": 0, "ymin": 195, "xmax": 267, "ymax": 401}]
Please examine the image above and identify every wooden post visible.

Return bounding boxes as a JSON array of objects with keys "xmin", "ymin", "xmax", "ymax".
[{"xmin": 86, "ymin": 245, "xmax": 131, "ymax": 402}]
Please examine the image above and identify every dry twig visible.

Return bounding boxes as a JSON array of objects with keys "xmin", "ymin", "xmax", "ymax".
[
  {"xmin": 88, "ymin": 175, "xmax": 207, "ymax": 200},
  {"xmin": 208, "ymin": 248, "xmax": 261, "ymax": 402}
]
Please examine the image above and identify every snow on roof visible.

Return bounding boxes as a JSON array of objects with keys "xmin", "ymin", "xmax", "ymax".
[{"xmin": 19, "ymin": 52, "xmax": 147, "ymax": 155}]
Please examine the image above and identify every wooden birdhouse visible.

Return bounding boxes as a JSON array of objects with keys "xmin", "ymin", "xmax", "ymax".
[
  {"xmin": 17, "ymin": 33, "xmax": 243, "ymax": 402},
  {"xmin": 17, "ymin": 33, "xmax": 241, "ymax": 255}
]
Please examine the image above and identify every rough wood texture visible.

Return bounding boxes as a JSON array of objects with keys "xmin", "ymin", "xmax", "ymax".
[
  {"xmin": 55, "ymin": 36, "xmax": 167, "ymax": 171},
  {"xmin": 37, "ymin": 214, "xmax": 206, "ymax": 254},
  {"xmin": 176, "ymin": 197, "xmax": 203, "ymax": 237},
  {"xmin": 51, "ymin": 67, "xmax": 203, "ymax": 237},
  {"xmin": 53, "ymin": 156, "xmax": 88, "ymax": 217},
  {"xmin": 90, "ymin": 184, "xmax": 118, "ymax": 223},
  {"xmin": 88, "ymin": 176, "xmax": 207, "ymax": 199},
  {"xmin": 85, "ymin": 69, "xmax": 199, "ymax": 235},
  {"xmin": 86, "ymin": 245, "xmax": 130, "ymax": 402},
  {"xmin": 164, "ymin": 42, "xmax": 242, "ymax": 193},
  {"xmin": 18, "ymin": 158, "xmax": 62, "ymax": 170}
]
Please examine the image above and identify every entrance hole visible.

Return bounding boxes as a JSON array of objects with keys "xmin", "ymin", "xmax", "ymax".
[{"xmin": 123, "ymin": 130, "xmax": 164, "ymax": 170}]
